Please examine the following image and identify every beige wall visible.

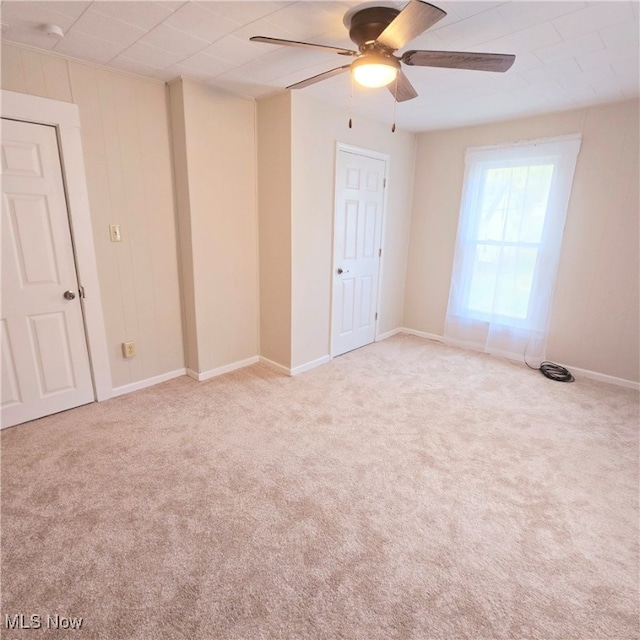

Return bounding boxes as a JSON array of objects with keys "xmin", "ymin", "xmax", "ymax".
[
  {"xmin": 7, "ymin": 42, "xmax": 634, "ymax": 386},
  {"xmin": 168, "ymin": 80, "xmax": 198, "ymax": 372},
  {"xmin": 290, "ymin": 92, "xmax": 416, "ymax": 369},
  {"xmin": 2, "ymin": 43, "xmax": 184, "ymax": 389},
  {"xmin": 404, "ymin": 99, "xmax": 640, "ymax": 383},
  {"xmin": 169, "ymin": 79, "xmax": 258, "ymax": 375},
  {"xmin": 255, "ymin": 91, "xmax": 416, "ymax": 371},
  {"xmin": 256, "ymin": 92, "xmax": 292, "ymax": 368}
]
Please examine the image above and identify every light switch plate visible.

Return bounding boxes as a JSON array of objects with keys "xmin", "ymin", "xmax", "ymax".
[{"xmin": 109, "ymin": 224, "xmax": 122, "ymax": 242}]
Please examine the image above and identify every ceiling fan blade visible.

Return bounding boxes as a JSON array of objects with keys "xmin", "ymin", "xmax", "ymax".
[
  {"xmin": 376, "ymin": 1, "xmax": 446, "ymax": 51},
  {"xmin": 250, "ymin": 36, "xmax": 357, "ymax": 57},
  {"xmin": 402, "ymin": 50, "xmax": 516, "ymax": 72},
  {"xmin": 287, "ymin": 65, "xmax": 352, "ymax": 90},
  {"xmin": 388, "ymin": 70, "xmax": 418, "ymax": 102}
]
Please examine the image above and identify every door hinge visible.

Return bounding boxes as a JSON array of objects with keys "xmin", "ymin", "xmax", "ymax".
[
  {"xmin": 378, "ymin": 248, "xmax": 382, "ymax": 257},
  {"xmin": 383, "ymin": 178, "xmax": 387, "ymax": 188},
  {"xmin": 375, "ymin": 312, "xmax": 378, "ymax": 320}
]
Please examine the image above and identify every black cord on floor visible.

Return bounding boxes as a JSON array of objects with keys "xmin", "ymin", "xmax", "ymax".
[{"xmin": 525, "ymin": 358, "xmax": 575, "ymax": 383}]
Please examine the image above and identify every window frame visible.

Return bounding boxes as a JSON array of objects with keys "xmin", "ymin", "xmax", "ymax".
[
  {"xmin": 459, "ymin": 155, "xmax": 559, "ymax": 326},
  {"xmin": 446, "ymin": 134, "xmax": 582, "ymax": 341}
]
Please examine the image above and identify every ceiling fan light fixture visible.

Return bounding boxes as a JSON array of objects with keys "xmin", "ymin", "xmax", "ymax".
[
  {"xmin": 251, "ymin": 0, "xmax": 515, "ymax": 102},
  {"xmin": 352, "ymin": 55, "xmax": 399, "ymax": 88}
]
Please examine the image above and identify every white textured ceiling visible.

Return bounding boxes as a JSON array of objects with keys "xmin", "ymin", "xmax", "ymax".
[{"xmin": 1, "ymin": 0, "xmax": 638, "ymax": 131}]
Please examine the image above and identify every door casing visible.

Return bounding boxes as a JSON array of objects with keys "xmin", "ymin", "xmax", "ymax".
[
  {"xmin": 1, "ymin": 90, "xmax": 112, "ymax": 416},
  {"xmin": 330, "ymin": 142, "xmax": 390, "ymax": 358}
]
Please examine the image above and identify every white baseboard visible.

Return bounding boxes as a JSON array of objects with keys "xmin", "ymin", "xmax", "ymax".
[
  {"xmin": 187, "ymin": 356, "xmax": 259, "ymax": 382},
  {"xmin": 398, "ymin": 328, "xmax": 639, "ymax": 391},
  {"xmin": 377, "ymin": 327, "xmax": 444, "ymax": 343},
  {"xmin": 568, "ymin": 366, "xmax": 639, "ymax": 391},
  {"xmin": 110, "ymin": 339, "xmax": 639, "ymax": 394},
  {"xmin": 111, "ymin": 368, "xmax": 186, "ymax": 397},
  {"xmin": 400, "ymin": 328, "xmax": 444, "ymax": 343},
  {"xmin": 290, "ymin": 355, "xmax": 331, "ymax": 376},
  {"xmin": 376, "ymin": 328, "xmax": 402, "ymax": 341},
  {"xmin": 258, "ymin": 356, "xmax": 290, "ymax": 375},
  {"xmin": 259, "ymin": 355, "xmax": 332, "ymax": 376}
]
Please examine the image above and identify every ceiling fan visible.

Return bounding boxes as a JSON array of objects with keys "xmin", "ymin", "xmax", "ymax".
[{"xmin": 250, "ymin": 0, "xmax": 515, "ymax": 102}]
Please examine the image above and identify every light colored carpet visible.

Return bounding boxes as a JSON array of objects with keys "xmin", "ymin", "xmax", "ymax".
[{"xmin": 1, "ymin": 334, "xmax": 638, "ymax": 640}]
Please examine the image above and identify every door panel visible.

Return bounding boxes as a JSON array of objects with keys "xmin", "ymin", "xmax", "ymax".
[
  {"xmin": 1, "ymin": 137, "xmax": 44, "ymax": 177},
  {"xmin": 1, "ymin": 119, "xmax": 94, "ymax": 428},
  {"xmin": 1, "ymin": 320, "xmax": 20, "ymax": 407},
  {"xmin": 29, "ymin": 312, "xmax": 76, "ymax": 394},
  {"xmin": 340, "ymin": 277, "xmax": 355, "ymax": 333},
  {"xmin": 6, "ymin": 193, "xmax": 60, "ymax": 285},
  {"xmin": 363, "ymin": 203, "xmax": 377, "ymax": 257},
  {"xmin": 331, "ymin": 149, "xmax": 386, "ymax": 357},
  {"xmin": 360, "ymin": 275, "xmax": 373, "ymax": 327}
]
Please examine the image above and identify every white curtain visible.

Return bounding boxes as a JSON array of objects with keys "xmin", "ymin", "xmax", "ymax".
[{"xmin": 444, "ymin": 135, "xmax": 582, "ymax": 363}]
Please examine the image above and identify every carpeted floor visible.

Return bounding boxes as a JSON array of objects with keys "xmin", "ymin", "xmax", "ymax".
[{"xmin": 1, "ymin": 334, "xmax": 638, "ymax": 640}]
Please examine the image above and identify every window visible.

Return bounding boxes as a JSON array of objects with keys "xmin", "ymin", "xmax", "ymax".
[{"xmin": 445, "ymin": 135, "xmax": 581, "ymax": 360}]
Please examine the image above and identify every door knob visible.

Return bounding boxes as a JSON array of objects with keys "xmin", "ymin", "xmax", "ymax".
[
  {"xmin": 63, "ymin": 290, "xmax": 76, "ymax": 300},
  {"xmin": 337, "ymin": 268, "xmax": 349, "ymax": 274}
]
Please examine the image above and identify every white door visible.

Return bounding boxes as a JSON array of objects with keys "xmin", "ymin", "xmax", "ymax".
[
  {"xmin": 1, "ymin": 118, "xmax": 94, "ymax": 428},
  {"xmin": 331, "ymin": 148, "xmax": 386, "ymax": 357}
]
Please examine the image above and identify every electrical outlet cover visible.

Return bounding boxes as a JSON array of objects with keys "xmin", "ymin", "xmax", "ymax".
[{"xmin": 122, "ymin": 341, "xmax": 135, "ymax": 358}]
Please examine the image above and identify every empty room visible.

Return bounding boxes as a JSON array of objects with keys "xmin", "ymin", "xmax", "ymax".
[{"xmin": 1, "ymin": 1, "xmax": 638, "ymax": 638}]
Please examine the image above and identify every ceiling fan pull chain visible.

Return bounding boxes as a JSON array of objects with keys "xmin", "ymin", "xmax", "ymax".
[
  {"xmin": 391, "ymin": 76, "xmax": 398, "ymax": 133},
  {"xmin": 349, "ymin": 72, "xmax": 354, "ymax": 129}
]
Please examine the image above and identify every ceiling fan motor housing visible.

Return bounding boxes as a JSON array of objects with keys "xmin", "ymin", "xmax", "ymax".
[
  {"xmin": 349, "ymin": 7, "xmax": 400, "ymax": 48},
  {"xmin": 249, "ymin": 1, "xmax": 516, "ymax": 101}
]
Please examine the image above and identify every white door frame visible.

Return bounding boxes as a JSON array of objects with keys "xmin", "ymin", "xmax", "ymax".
[
  {"xmin": 1, "ymin": 89, "xmax": 112, "ymax": 402},
  {"xmin": 330, "ymin": 142, "xmax": 390, "ymax": 357}
]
